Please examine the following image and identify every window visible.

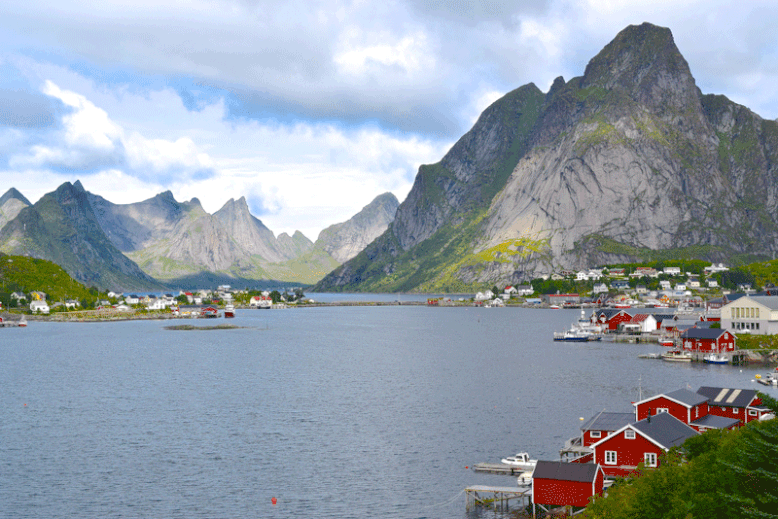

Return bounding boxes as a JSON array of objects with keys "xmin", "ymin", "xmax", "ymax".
[
  {"xmin": 590, "ymin": 431, "xmax": 601, "ymax": 438},
  {"xmin": 656, "ymin": 408, "xmax": 669, "ymax": 414},
  {"xmin": 605, "ymin": 451, "xmax": 617, "ymax": 465},
  {"xmin": 749, "ymin": 410, "xmax": 758, "ymax": 416},
  {"xmin": 625, "ymin": 430, "xmax": 636, "ymax": 439},
  {"xmin": 644, "ymin": 453, "xmax": 657, "ymax": 467},
  {"xmin": 733, "ymin": 408, "xmax": 739, "ymax": 414}
]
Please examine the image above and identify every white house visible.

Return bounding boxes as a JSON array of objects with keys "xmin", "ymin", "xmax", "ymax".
[
  {"xmin": 675, "ymin": 283, "xmax": 687, "ymax": 291},
  {"xmin": 592, "ymin": 283, "xmax": 608, "ymax": 294},
  {"xmin": 704, "ymin": 263, "xmax": 729, "ymax": 274},
  {"xmin": 576, "ymin": 271, "xmax": 590, "ymax": 281},
  {"xmin": 124, "ymin": 295, "xmax": 140, "ymax": 305},
  {"xmin": 721, "ymin": 295, "xmax": 778, "ymax": 335},
  {"xmin": 516, "ymin": 285, "xmax": 534, "ymax": 296},
  {"xmin": 30, "ymin": 301, "xmax": 50, "ymax": 314},
  {"xmin": 663, "ymin": 267, "xmax": 681, "ymax": 276},
  {"xmin": 707, "ymin": 279, "xmax": 719, "ymax": 288},
  {"xmin": 687, "ymin": 278, "xmax": 700, "ymax": 289},
  {"xmin": 659, "ymin": 280, "xmax": 672, "ymax": 290}
]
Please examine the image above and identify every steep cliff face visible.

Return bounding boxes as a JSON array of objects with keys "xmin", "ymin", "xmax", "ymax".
[
  {"xmin": 0, "ymin": 182, "xmax": 162, "ymax": 290},
  {"xmin": 316, "ymin": 23, "xmax": 778, "ymax": 293},
  {"xmin": 212, "ymin": 197, "xmax": 292, "ymax": 263},
  {"xmin": 315, "ymin": 192, "xmax": 399, "ymax": 263}
]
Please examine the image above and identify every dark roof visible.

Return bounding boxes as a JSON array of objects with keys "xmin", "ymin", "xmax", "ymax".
[
  {"xmin": 725, "ymin": 293, "xmax": 748, "ymax": 302},
  {"xmin": 691, "ymin": 415, "xmax": 741, "ymax": 429},
  {"xmin": 680, "ymin": 328, "xmax": 728, "ymax": 340},
  {"xmin": 631, "ymin": 412, "xmax": 698, "ymax": 449},
  {"xmin": 697, "ymin": 387, "xmax": 758, "ymax": 408},
  {"xmin": 664, "ymin": 388, "xmax": 709, "ymax": 407},
  {"xmin": 581, "ymin": 412, "xmax": 635, "ymax": 432},
  {"xmin": 533, "ymin": 461, "xmax": 599, "ymax": 483}
]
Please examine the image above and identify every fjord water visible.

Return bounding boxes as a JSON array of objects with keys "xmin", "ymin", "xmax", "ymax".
[{"xmin": 2, "ymin": 307, "xmax": 775, "ymax": 519}]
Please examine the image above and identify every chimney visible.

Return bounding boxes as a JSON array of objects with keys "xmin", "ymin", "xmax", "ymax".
[{"xmin": 648, "ymin": 408, "xmax": 651, "ymax": 423}]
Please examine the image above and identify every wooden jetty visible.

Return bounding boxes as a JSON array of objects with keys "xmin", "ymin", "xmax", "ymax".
[
  {"xmin": 465, "ymin": 485, "xmax": 531, "ymax": 512},
  {"xmin": 472, "ymin": 462, "xmax": 531, "ymax": 475}
]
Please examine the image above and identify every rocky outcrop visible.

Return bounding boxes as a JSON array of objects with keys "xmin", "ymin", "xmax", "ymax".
[
  {"xmin": 316, "ymin": 23, "xmax": 778, "ymax": 293},
  {"xmin": 0, "ymin": 188, "xmax": 31, "ymax": 231},
  {"xmin": 315, "ymin": 192, "xmax": 399, "ymax": 263}
]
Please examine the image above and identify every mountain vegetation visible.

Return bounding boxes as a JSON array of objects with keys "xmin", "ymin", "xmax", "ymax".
[
  {"xmin": 0, "ymin": 253, "xmax": 104, "ymax": 305},
  {"xmin": 316, "ymin": 23, "xmax": 778, "ymax": 293},
  {"xmin": 582, "ymin": 394, "xmax": 778, "ymax": 519}
]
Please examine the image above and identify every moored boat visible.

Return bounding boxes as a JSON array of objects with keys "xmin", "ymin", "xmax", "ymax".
[
  {"xmin": 662, "ymin": 349, "xmax": 692, "ymax": 362},
  {"xmin": 702, "ymin": 353, "xmax": 728, "ymax": 364},
  {"xmin": 501, "ymin": 452, "xmax": 538, "ymax": 471},
  {"xmin": 659, "ymin": 338, "xmax": 674, "ymax": 347},
  {"xmin": 756, "ymin": 373, "xmax": 778, "ymax": 386},
  {"xmin": 224, "ymin": 304, "xmax": 235, "ymax": 318}
]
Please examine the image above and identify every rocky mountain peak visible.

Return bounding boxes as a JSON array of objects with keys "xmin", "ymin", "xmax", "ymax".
[
  {"xmin": 0, "ymin": 187, "xmax": 31, "ymax": 207},
  {"xmin": 581, "ymin": 22, "xmax": 696, "ymax": 112}
]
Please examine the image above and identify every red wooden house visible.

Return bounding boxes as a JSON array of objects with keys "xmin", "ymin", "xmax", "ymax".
[
  {"xmin": 633, "ymin": 388, "xmax": 740, "ymax": 433},
  {"xmin": 580, "ymin": 412, "xmax": 635, "ymax": 448},
  {"xmin": 696, "ymin": 386, "xmax": 774, "ymax": 425},
  {"xmin": 591, "ymin": 412, "xmax": 698, "ymax": 477},
  {"xmin": 531, "ymin": 461, "xmax": 605, "ymax": 509},
  {"xmin": 595, "ymin": 309, "xmax": 632, "ymax": 331},
  {"xmin": 680, "ymin": 328, "xmax": 736, "ymax": 353}
]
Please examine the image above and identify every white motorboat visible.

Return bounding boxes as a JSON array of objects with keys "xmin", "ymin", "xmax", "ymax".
[
  {"xmin": 501, "ymin": 452, "xmax": 538, "ymax": 471},
  {"xmin": 756, "ymin": 373, "xmax": 778, "ymax": 386}
]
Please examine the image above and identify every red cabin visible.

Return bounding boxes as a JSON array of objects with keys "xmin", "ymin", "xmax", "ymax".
[
  {"xmin": 697, "ymin": 386, "xmax": 773, "ymax": 425},
  {"xmin": 680, "ymin": 328, "xmax": 736, "ymax": 353},
  {"xmin": 531, "ymin": 461, "xmax": 605, "ymax": 508},
  {"xmin": 591, "ymin": 412, "xmax": 697, "ymax": 477}
]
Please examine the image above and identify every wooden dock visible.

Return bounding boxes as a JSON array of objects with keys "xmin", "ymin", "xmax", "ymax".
[
  {"xmin": 472, "ymin": 462, "xmax": 532, "ymax": 475},
  {"xmin": 465, "ymin": 485, "xmax": 531, "ymax": 512}
]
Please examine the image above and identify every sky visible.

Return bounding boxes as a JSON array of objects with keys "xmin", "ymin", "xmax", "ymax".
[{"xmin": 2, "ymin": 0, "xmax": 778, "ymax": 240}]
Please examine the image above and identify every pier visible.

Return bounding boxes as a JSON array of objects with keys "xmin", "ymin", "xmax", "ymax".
[
  {"xmin": 472, "ymin": 462, "xmax": 533, "ymax": 475},
  {"xmin": 465, "ymin": 485, "xmax": 531, "ymax": 512}
]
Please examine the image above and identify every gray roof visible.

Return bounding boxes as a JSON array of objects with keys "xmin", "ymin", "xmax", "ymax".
[
  {"xmin": 631, "ymin": 412, "xmax": 698, "ymax": 449},
  {"xmin": 664, "ymin": 388, "xmax": 709, "ymax": 407},
  {"xmin": 697, "ymin": 387, "xmax": 758, "ymax": 408},
  {"xmin": 581, "ymin": 412, "xmax": 635, "ymax": 432},
  {"xmin": 748, "ymin": 295, "xmax": 778, "ymax": 310},
  {"xmin": 532, "ymin": 461, "xmax": 599, "ymax": 483},
  {"xmin": 691, "ymin": 414, "xmax": 741, "ymax": 429},
  {"xmin": 680, "ymin": 328, "xmax": 728, "ymax": 340}
]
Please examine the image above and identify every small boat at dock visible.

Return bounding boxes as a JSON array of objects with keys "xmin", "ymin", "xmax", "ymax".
[
  {"xmin": 500, "ymin": 452, "xmax": 538, "ymax": 471},
  {"xmin": 756, "ymin": 373, "xmax": 778, "ymax": 386},
  {"xmin": 703, "ymin": 353, "xmax": 728, "ymax": 365},
  {"xmin": 224, "ymin": 304, "xmax": 235, "ymax": 318},
  {"xmin": 662, "ymin": 350, "xmax": 692, "ymax": 362}
]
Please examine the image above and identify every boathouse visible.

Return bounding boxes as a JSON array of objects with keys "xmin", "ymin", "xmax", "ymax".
[
  {"xmin": 633, "ymin": 388, "xmax": 709, "ymax": 424},
  {"xmin": 679, "ymin": 328, "xmax": 736, "ymax": 353},
  {"xmin": 531, "ymin": 461, "xmax": 605, "ymax": 509},
  {"xmin": 696, "ymin": 386, "xmax": 773, "ymax": 425},
  {"xmin": 591, "ymin": 412, "xmax": 698, "ymax": 477}
]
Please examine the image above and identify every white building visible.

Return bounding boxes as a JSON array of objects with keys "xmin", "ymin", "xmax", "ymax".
[
  {"xmin": 30, "ymin": 301, "xmax": 50, "ymax": 314},
  {"xmin": 721, "ymin": 295, "xmax": 778, "ymax": 335}
]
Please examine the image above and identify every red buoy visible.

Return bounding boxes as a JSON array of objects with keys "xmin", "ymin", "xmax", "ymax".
[{"xmin": 271, "ymin": 497, "xmax": 277, "ymax": 505}]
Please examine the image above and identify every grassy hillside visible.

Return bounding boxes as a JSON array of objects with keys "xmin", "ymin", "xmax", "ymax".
[{"xmin": 0, "ymin": 253, "xmax": 103, "ymax": 304}]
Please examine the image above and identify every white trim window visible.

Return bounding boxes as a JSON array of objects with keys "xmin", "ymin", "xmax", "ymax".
[
  {"xmin": 644, "ymin": 452, "xmax": 657, "ymax": 467},
  {"xmin": 605, "ymin": 450, "xmax": 617, "ymax": 465},
  {"xmin": 748, "ymin": 410, "xmax": 758, "ymax": 417},
  {"xmin": 625, "ymin": 429, "xmax": 636, "ymax": 440},
  {"xmin": 656, "ymin": 408, "xmax": 669, "ymax": 414},
  {"xmin": 590, "ymin": 430, "xmax": 602, "ymax": 438}
]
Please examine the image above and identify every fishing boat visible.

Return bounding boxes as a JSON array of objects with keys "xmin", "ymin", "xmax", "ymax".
[
  {"xmin": 756, "ymin": 373, "xmax": 778, "ymax": 386},
  {"xmin": 224, "ymin": 304, "xmax": 235, "ymax": 318},
  {"xmin": 702, "ymin": 353, "xmax": 728, "ymax": 365},
  {"xmin": 659, "ymin": 338, "xmax": 675, "ymax": 347},
  {"xmin": 662, "ymin": 349, "xmax": 692, "ymax": 362}
]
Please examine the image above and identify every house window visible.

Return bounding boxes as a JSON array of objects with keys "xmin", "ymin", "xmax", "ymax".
[
  {"xmin": 625, "ymin": 430, "xmax": 636, "ymax": 439},
  {"xmin": 733, "ymin": 408, "xmax": 739, "ymax": 414},
  {"xmin": 749, "ymin": 410, "xmax": 758, "ymax": 416},
  {"xmin": 644, "ymin": 453, "xmax": 657, "ymax": 467},
  {"xmin": 590, "ymin": 431, "xmax": 601, "ymax": 438},
  {"xmin": 605, "ymin": 451, "xmax": 617, "ymax": 465},
  {"xmin": 656, "ymin": 408, "xmax": 669, "ymax": 414}
]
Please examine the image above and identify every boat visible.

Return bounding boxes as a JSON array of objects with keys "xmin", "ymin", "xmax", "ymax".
[
  {"xmin": 659, "ymin": 338, "xmax": 675, "ymax": 347},
  {"xmin": 703, "ymin": 353, "xmax": 728, "ymax": 365},
  {"xmin": 756, "ymin": 373, "xmax": 778, "ymax": 386},
  {"xmin": 501, "ymin": 452, "xmax": 538, "ymax": 471},
  {"xmin": 224, "ymin": 304, "xmax": 235, "ymax": 318},
  {"xmin": 662, "ymin": 349, "xmax": 692, "ymax": 362},
  {"xmin": 553, "ymin": 328, "xmax": 600, "ymax": 342},
  {"xmin": 549, "ymin": 305, "xmax": 561, "ymax": 310}
]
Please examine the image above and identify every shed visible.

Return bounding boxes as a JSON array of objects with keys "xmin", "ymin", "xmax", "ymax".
[{"xmin": 531, "ymin": 461, "xmax": 604, "ymax": 509}]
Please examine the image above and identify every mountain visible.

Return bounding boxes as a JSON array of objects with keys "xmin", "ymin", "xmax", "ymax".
[
  {"xmin": 212, "ymin": 197, "xmax": 294, "ymax": 263},
  {"xmin": 0, "ymin": 188, "xmax": 31, "ymax": 231},
  {"xmin": 0, "ymin": 181, "xmax": 163, "ymax": 290},
  {"xmin": 316, "ymin": 23, "xmax": 778, "ymax": 293},
  {"xmin": 315, "ymin": 192, "xmax": 399, "ymax": 263}
]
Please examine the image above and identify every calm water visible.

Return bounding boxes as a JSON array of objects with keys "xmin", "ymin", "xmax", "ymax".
[{"xmin": 2, "ymin": 306, "xmax": 776, "ymax": 518}]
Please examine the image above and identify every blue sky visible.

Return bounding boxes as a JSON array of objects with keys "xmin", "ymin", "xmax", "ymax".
[{"xmin": 2, "ymin": 0, "xmax": 777, "ymax": 240}]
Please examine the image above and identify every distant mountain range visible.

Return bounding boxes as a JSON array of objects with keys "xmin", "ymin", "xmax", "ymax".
[
  {"xmin": 0, "ymin": 181, "xmax": 398, "ymax": 290},
  {"xmin": 315, "ymin": 23, "xmax": 778, "ymax": 293}
]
